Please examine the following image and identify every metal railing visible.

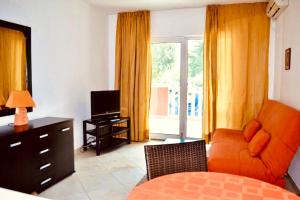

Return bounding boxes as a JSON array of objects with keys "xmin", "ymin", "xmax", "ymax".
[{"xmin": 167, "ymin": 87, "xmax": 203, "ymax": 117}]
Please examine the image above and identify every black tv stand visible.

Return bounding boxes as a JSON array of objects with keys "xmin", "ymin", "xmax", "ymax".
[
  {"xmin": 82, "ymin": 117, "xmax": 130, "ymax": 156},
  {"xmin": 92, "ymin": 112, "xmax": 120, "ymax": 121}
]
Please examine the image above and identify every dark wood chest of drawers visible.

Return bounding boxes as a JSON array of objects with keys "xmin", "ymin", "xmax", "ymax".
[{"xmin": 0, "ymin": 117, "xmax": 75, "ymax": 193}]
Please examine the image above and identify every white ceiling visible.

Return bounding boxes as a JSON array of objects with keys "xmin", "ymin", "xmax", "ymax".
[{"xmin": 87, "ymin": 0, "xmax": 267, "ymax": 13}]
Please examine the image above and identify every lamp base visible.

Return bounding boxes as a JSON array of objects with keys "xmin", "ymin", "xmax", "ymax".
[{"xmin": 14, "ymin": 107, "xmax": 29, "ymax": 126}]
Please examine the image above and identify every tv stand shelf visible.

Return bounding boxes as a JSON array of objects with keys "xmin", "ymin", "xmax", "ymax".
[
  {"xmin": 83, "ymin": 117, "xmax": 130, "ymax": 156},
  {"xmin": 86, "ymin": 126, "xmax": 129, "ymax": 139}
]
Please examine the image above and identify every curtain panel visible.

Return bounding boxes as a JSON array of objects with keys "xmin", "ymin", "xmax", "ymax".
[
  {"xmin": 115, "ymin": 11, "xmax": 152, "ymax": 142},
  {"xmin": 203, "ymin": 3, "xmax": 270, "ymax": 141},
  {"xmin": 0, "ymin": 27, "xmax": 26, "ymax": 108}
]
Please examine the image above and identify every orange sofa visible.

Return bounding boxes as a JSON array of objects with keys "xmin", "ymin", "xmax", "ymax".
[{"xmin": 208, "ymin": 100, "xmax": 300, "ymax": 186}]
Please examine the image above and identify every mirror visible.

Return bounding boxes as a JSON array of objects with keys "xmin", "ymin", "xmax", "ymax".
[{"xmin": 0, "ymin": 19, "xmax": 32, "ymax": 117}]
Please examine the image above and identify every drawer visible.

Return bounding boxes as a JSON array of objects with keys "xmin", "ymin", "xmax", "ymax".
[
  {"xmin": 33, "ymin": 159, "xmax": 56, "ymax": 179},
  {"xmin": 53, "ymin": 122, "xmax": 73, "ymax": 133},
  {"xmin": 0, "ymin": 136, "xmax": 31, "ymax": 193},
  {"xmin": 0, "ymin": 134, "xmax": 28, "ymax": 151},
  {"xmin": 32, "ymin": 121, "xmax": 72, "ymax": 146},
  {"xmin": 36, "ymin": 174, "xmax": 56, "ymax": 193},
  {"xmin": 32, "ymin": 147, "xmax": 56, "ymax": 167},
  {"xmin": 55, "ymin": 125, "xmax": 73, "ymax": 137},
  {"xmin": 5, "ymin": 140, "xmax": 24, "ymax": 150},
  {"xmin": 32, "ymin": 132, "xmax": 56, "ymax": 150}
]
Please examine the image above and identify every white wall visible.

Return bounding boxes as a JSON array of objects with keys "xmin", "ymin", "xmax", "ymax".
[
  {"xmin": 268, "ymin": 20, "xmax": 276, "ymax": 99},
  {"xmin": 108, "ymin": 8, "xmax": 206, "ymax": 89},
  {"xmin": 274, "ymin": 0, "xmax": 300, "ymax": 109},
  {"xmin": 0, "ymin": 0, "xmax": 109, "ymax": 149},
  {"xmin": 151, "ymin": 8, "xmax": 206, "ymax": 38},
  {"xmin": 108, "ymin": 14, "xmax": 118, "ymax": 89}
]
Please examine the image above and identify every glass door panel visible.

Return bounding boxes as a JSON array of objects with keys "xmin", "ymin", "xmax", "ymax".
[
  {"xmin": 186, "ymin": 39, "xmax": 203, "ymax": 138},
  {"xmin": 149, "ymin": 43, "xmax": 181, "ymax": 135}
]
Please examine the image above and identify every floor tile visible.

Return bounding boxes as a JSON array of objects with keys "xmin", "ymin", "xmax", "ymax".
[
  {"xmin": 39, "ymin": 174, "xmax": 86, "ymax": 199},
  {"xmin": 60, "ymin": 193, "xmax": 90, "ymax": 200},
  {"xmin": 38, "ymin": 140, "xmax": 161, "ymax": 200}
]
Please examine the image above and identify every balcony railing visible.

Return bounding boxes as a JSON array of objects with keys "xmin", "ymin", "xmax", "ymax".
[{"xmin": 150, "ymin": 87, "xmax": 203, "ymax": 118}]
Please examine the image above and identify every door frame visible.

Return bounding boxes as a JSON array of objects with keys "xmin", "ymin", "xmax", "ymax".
[{"xmin": 150, "ymin": 36, "xmax": 202, "ymax": 140}]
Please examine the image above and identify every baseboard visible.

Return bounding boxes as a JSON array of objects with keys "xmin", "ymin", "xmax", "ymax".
[
  {"xmin": 74, "ymin": 147, "xmax": 82, "ymax": 156},
  {"xmin": 286, "ymin": 174, "xmax": 300, "ymax": 196}
]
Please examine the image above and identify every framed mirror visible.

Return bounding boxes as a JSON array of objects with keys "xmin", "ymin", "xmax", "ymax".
[{"xmin": 0, "ymin": 19, "xmax": 32, "ymax": 117}]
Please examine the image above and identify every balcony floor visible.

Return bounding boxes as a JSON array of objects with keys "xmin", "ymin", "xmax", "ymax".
[{"xmin": 149, "ymin": 115, "xmax": 202, "ymax": 139}]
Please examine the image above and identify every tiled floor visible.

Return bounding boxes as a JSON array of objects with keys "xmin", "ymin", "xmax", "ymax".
[{"xmin": 39, "ymin": 141, "xmax": 163, "ymax": 200}]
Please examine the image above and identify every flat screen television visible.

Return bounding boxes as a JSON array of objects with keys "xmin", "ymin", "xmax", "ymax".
[{"xmin": 91, "ymin": 90, "xmax": 120, "ymax": 119}]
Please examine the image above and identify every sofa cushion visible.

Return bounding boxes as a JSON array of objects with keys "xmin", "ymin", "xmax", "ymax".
[
  {"xmin": 212, "ymin": 128, "xmax": 246, "ymax": 145},
  {"xmin": 208, "ymin": 129, "xmax": 247, "ymax": 174},
  {"xmin": 243, "ymin": 119, "xmax": 261, "ymax": 142},
  {"xmin": 248, "ymin": 129, "xmax": 270, "ymax": 157},
  {"xmin": 239, "ymin": 149, "xmax": 275, "ymax": 183},
  {"xmin": 209, "ymin": 139, "xmax": 243, "ymax": 174},
  {"xmin": 208, "ymin": 129, "xmax": 273, "ymax": 182},
  {"xmin": 257, "ymin": 100, "xmax": 300, "ymax": 179}
]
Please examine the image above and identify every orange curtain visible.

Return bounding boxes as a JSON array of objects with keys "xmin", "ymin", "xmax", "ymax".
[
  {"xmin": 115, "ymin": 11, "xmax": 152, "ymax": 141},
  {"xmin": 203, "ymin": 3, "xmax": 270, "ymax": 140},
  {"xmin": 0, "ymin": 27, "xmax": 27, "ymax": 107}
]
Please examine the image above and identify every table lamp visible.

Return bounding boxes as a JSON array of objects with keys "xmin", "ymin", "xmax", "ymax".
[{"xmin": 5, "ymin": 90, "xmax": 36, "ymax": 126}]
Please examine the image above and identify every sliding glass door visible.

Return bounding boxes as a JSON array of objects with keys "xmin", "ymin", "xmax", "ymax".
[
  {"xmin": 149, "ymin": 38, "xmax": 203, "ymax": 139},
  {"xmin": 149, "ymin": 41, "xmax": 181, "ymax": 136},
  {"xmin": 186, "ymin": 39, "xmax": 204, "ymax": 138}
]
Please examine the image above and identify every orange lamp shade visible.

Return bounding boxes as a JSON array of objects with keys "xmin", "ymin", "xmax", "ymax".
[
  {"xmin": 5, "ymin": 90, "xmax": 36, "ymax": 126},
  {"xmin": 5, "ymin": 90, "xmax": 36, "ymax": 108}
]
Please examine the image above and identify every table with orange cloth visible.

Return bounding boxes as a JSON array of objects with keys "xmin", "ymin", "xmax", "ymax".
[{"xmin": 127, "ymin": 172, "xmax": 300, "ymax": 200}]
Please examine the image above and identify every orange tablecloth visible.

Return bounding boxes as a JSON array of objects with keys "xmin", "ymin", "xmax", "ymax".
[{"xmin": 127, "ymin": 172, "xmax": 300, "ymax": 200}]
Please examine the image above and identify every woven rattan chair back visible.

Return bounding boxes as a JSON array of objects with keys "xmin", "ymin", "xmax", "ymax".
[{"xmin": 144, "ymin": 140, "xmax": 208, "ymax": 180}]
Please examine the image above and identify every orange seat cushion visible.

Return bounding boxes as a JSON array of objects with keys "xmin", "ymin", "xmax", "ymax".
[
  {"xmin": 248, "ymin": 129, "xmax": 270, "ymax": 157},
  {"xmin": 243, "ymin": 119, "xmax": 261, "ymax": 142},
  {"xmin": 208, "ymin": 128, "xmax": 277, "ymax": 185},
  {"xmin": 209, "ymin": 129, "xmax": 253, "ymax": 173}
]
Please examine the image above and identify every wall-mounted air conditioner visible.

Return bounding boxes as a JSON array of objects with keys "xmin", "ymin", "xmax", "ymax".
[{"xmin": 266, "ymin": 0, "xmax": 289, "ymax": 19}]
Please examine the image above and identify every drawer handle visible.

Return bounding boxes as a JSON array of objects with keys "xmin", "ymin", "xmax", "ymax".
[
  {"xmin": 61, "ymin": 127, "xmax": 70, "ymax": 132},
  {"xmin": 10, "ymin": 142, "xmax": 21, "ymax": 148},
  {"xmin": 40, "ymin": 148, "xmax": 50, "ymax": 155},
  {"xmin": 40, "ymin": 163, "xmax": 51, "ymax": 171},
  {"xmin": 40, "ymin": 178, "xmax": 52, "ymax": 186},
  {"xmin": 39, "ymin": 134, "xmax": 48, "ymax": 139}
]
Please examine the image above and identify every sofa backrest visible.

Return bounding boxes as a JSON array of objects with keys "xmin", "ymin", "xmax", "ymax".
[{"xmin": 257, "ymin": 100, "xmax": 300, "ymax": 179}]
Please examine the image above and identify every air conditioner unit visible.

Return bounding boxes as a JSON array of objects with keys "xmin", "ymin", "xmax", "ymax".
[{"xmin": 266, "ymin": 0, "xmax": 289, "ymax": 19}]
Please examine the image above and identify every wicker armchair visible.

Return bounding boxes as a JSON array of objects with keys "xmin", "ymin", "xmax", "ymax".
[{"xmin": 144, "ymin": 140, "xmax": 207, "ymax": 180}]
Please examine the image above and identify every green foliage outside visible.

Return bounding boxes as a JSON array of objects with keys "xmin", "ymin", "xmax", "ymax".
[
  {"xmin": 151, "ymin": 40, "xmax": 203, "ymax": 89},
  {"xmin": 188, "ymin": 40, "xmax": 204, "ymax": 88},
  {"xmin": 151, "ymin": 43, "xmax": 180, "ymax": 87}
]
